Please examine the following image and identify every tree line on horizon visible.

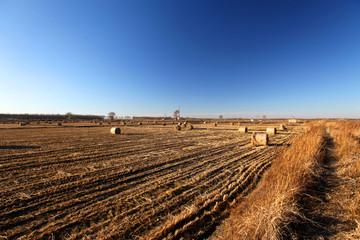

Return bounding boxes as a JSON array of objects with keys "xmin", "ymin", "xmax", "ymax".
[{"xmin": 0, "ymin": 113, "xmax": 104, "ymax": 121}]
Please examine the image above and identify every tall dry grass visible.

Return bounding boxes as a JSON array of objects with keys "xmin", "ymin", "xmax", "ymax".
[
  {"xmin": 214, "ymin": 125, "xmax": 326, "ymax": 239},
  {"xmin": 326, "ymin": 120, "xmax": 360, "ymax": 239}
]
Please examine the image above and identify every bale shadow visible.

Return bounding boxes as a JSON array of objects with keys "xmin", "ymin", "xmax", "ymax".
[
  {"xmin": 268, "ymin": 143, "xmax": 290, "ymax": 147},
  {"xmin": 0, "ymin": 146, "xmax": 41, "ymax": 150}
]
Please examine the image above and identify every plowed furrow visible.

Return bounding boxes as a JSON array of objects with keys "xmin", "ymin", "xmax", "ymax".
[
  {"xmin": 147, "ymin": 149, "xmax": 274, "ymax": 240},
  {"xmin": 0, "ymin": 141, "xmax": 250, "ymax": 236},
  {"xmin": 0, "ymin": 140, "xmax": 192, "ymax": 173},
  {"xmin": 30, "ymin": 147, "xmax": 272, "ymax": 239},
  {"xmin": 0, "ymin": 140, "xmax": 196, "ymax": 196}
]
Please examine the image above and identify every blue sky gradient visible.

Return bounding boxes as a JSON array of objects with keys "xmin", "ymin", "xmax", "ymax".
[{"xmin": 1, "ymin": 0, "xmax": 359, "ymax": 118}]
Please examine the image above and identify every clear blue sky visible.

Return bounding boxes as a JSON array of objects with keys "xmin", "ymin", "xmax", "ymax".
[{"xmin": 1, "ymin": 0, "xmax": 359, "ymax": 118}]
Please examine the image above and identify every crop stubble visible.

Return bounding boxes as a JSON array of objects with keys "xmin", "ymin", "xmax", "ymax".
[{"xmin": 0, "ymin": 123, "xmax": 295, "ymax": 239}]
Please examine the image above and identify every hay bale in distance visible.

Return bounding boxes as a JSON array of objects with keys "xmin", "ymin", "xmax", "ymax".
[
  {"xmin": 19, "ymin": 122, "xmax": 26, "ymax": 126},
  {"xmin": 230, "ymin": 122, "xmax": 234, "ymax": 126},
  {"xmin": 138, "ymin": 122, "xmax": 142, "ymax": 126},
  {"xmin": 98, "ymin": 122, "xmax": 102, "ymax": 125},
  {"xmin": 288, "ymin": 119, "xmax": 297, "ymax": 124},
  {"xmin": 251, "ymin": 132, "xmax": 268, "ymax": 146},
  {"xmin": 212, "ymin": 123, "xmax": 217, "ymax": 127},
  {"xmin": 174, "ymin": 125, "xmax": 181, "ymax": 131},
  {"xmin": 110, "ymin": 127, "xmax": 121, "ymax": 134},
  {"xmin": 58, "ymin": 122, "xmax": 62, "ymax": 126},
  {"xmin": 162, "ymin": 123, "xmax": 166, "ymax": 126},
  {"xmin": 238, "ymin": 126, "xmax": 248, "ymax": 133},
  {"xmin": 186, "ymin": 125, "xmax": 194, "ymax": 130},
  {"xmin": 266, "ymin": 127, "xmax": 277, "ymax": 135}
]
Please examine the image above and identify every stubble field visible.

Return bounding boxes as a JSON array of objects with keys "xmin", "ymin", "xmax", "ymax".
[{"xmin": 0, "ymin": 121, "xmax": 298, "ymax": 239}]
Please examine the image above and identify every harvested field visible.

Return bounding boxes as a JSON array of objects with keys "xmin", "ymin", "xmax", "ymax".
[
  {"xmin": 0, "ymin": 122, "xmax": 297, "ymax": 239},
  {"xmin": 212, "ymin": 120, "xmax": 360, "ymax": 239}
]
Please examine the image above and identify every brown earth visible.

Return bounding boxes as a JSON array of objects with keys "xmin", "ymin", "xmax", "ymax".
[{"xmin": 0, "ymin": 121, "xmax": 298, "ymax": 239}]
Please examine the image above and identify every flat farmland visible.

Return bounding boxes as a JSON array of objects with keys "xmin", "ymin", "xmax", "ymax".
[{"xmin": 0, "ymin": 122, "xmax": 298, "ymax": 239}]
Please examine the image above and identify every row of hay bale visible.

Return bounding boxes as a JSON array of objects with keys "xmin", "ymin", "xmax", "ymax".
[
  {"xmin": 109, "ymin": 124, "xmax": 195, "ymax": 135},
  {"xmin": 174, "ymin": 124, "xmax": 193, "ymax": 131},
  {"xmin": 107, "ymin": 121, "xmax": 188, "ymax": 128},
  {"xmin": 238, "ymin": 124, "xmax": 287, "ymax": 146},
  {"xmin": 18, "ymin": 121, "xmax": 63, "ymax": 126},
  {"xmin": 238, "ymin": 126, "xmax": 284, "ymax": 135}
]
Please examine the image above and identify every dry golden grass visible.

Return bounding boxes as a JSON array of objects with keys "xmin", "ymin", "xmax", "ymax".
[
  {"xmin": 214, "ymin": 125, "xmax": 326, "ymax": 239},
  {"xmin": 326, "ymin": 121, "xmax": 360, "ymax": 239}
]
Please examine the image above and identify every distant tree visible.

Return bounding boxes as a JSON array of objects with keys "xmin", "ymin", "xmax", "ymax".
[
  {"xmin": 108, "ymin": 112, "xmax": 116, "ymax": 120},
  {"xmin": 219, "ymin": 115, "xmax": 223, "ymax": 120},
  {"xmin": 65, "ymin": 112, "xmax": 73, "ymax": 119},
  {"xmin": 262, "ymin": 114, "xmax": 266, "ymax": 120},
  {"xmin": 173, "ymin": 110, "xmax": 180, "ymax": 120}
]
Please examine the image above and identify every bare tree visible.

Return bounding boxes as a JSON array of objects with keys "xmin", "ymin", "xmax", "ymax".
[
  {"xmin": 262, "ymin": 114, "xmax": 266, "ymax": 120},
  {"xmin": 219, "ymin": 115, "xmax": 223, "ymax": 120},
  {"xmin": 173, "ymin": 110, "xmax": 180, "ymax": 120},
  {"xmin": 65, "ymin": 112, "xmax": 73, "ymax": 119},
  {"xmin": 108, "ymin": 112, "xmax": 116, "ymax": 120}
]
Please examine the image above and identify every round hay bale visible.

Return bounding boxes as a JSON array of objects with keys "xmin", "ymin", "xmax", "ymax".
[
  {"xmin": 138, "ymin": 122, "xmax": 142, "ymax": 126},
  {"xmin": 238, "ymin": 126, "xmax": 248, "ymax": 133},
  {"xmin": 279, "ymin": 124, "xmax": 287, "ymax": 131},
  {"xmin": 212, "ymin": 123, "xmax": 217, "ymax": 127},
  {"xmin": 174, "ymin": 125, "xmax": 181, "ymax": 131},
  {"xmin": 162, "ymin": 123, "xmax": 166, "ymax": 126},
  {"xmin": 19, "ymin": 122, "xmax": 26, "ymax": 126},
  {"xmin": 288, "ymin": 119, "xmax": 297, "ymax": 124},
  {"xmin": 110, "ymin": 127, "xmax": 121, "ymax": 134},
  {"xmin": 251, "ymin": 132, "xmax": 268, "ymax": 146},
  {"xmin": 230, "ymin": 122, "xmax": 234, "ymax": 126},
  {"xmin": 183, "ymin": 123, "xmax": 187, "ymax": 128},
  {"xmin": 58, "ymin": 122, "xmax": 62, "ymax": 126},
  {"xmin": 266, "ymin": 127, "xmax": 277, "ymax": 135},
  {"xmin": 98, "ymin": 122, "xmax": 102, "ymax": 125},
  {"xmin": 237, "ymin": 122, "xmax": 241, "ymax": 126},
  {"xmin": 186, "ymin": 125, "xmax": 194, "ymax": 130}
]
